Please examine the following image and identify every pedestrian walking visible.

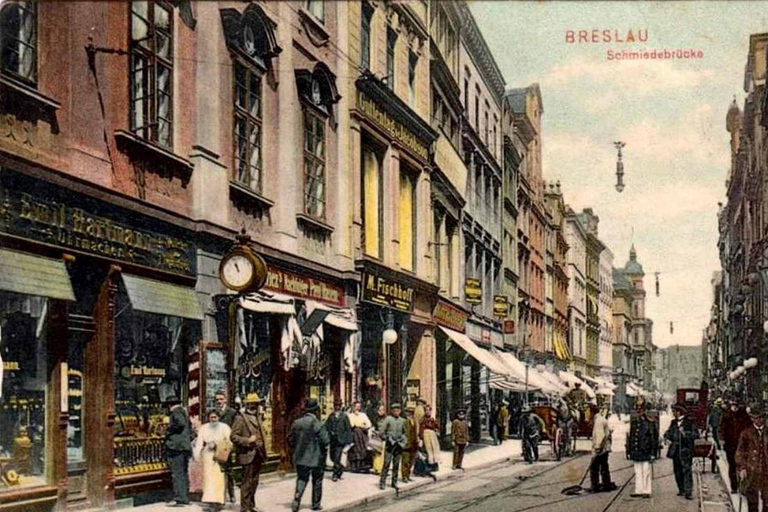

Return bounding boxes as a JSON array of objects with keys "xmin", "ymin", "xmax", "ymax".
[
  {"xmin": 164, "ymin": 396, "xmax": 192, "ymax": 507},
  {"xmin": 347, "ymin": 401, "xmax": 373, "ymax": 473},
  {"xmin": 231, "ymin": 393, "xmax": 267, "ymax": 512},
  {"xmin": 401, "ymin": 406, "xmax": 418, "ymax": 482},
  {"xmin": 420, "ymin": 405, "xmax": 441, "ymax": 467},
  {"xmin": 451, "ymin": 408, "xmax": 469, "ymax": 470},
  {"xmin": 709, "ymin": 397, "xmax": 725, "ymax": 450},
  {"xmin": 721, "ymin": 400, "xmax": 752, "ymax": 493},
  {"xmin": 325, "ymin": 399, "xmax": 352, "ymax": 482},
  {"xmin": 590, "ymin": 406, "xmax": 616, "ymax": 493},
  {"xmin": 214, "ymin": 390, "xmax": 237, "ymax": 503},
  {"xmin": 521, "ymin": 407, "xmax": 541, "ymax": 463},
  {"xmin": 379, "ymin": 403, "xmax": 407, "ymax": 490},
  {"xmin": 735, "ymin": 402, "xmax": 768, "ymax": 512},
  {"xmin": 497, "ymin": 401, "xmax": 510, "ymax": 443},
  {"xmin": 627, "ymin": 401, "xmax": 659, "ymax": 498},
  {"xmin": 288, "ymin": 399, "xmax": 330, "ymax": 512},
  {"xmin": 371, "ymin": 403, "xmax": 387, "ymax": 474},
  {"xmin": 664, "ymin": 403, "xmax": 697, "ymax": 500},
  {"xmin": 193, "ymin": 410, "xmax": 233, "ymax": 512},
  {"xmin": 489, "ymin": 401, "xmax": 500, "ymax": 445}
]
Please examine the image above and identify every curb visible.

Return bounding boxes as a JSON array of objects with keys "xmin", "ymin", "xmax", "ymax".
[{"xmin": 319, "ymin": 446, "xmax": 552, "ymax": 512}]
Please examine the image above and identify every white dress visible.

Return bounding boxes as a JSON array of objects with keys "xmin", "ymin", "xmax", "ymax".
[{"xmin": 193, "ymin": 421, "xmax": 232, "ymax": 504}]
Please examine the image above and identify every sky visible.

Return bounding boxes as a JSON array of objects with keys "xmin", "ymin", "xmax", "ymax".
[{"xmin": 470, "ymin": 1, "xmax": 768, "ymax": 348}]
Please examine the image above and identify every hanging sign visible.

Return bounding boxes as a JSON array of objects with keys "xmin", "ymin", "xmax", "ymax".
[
  {"xmin": 464, "ymin": 278, "xmax": 482, "ymax": 304},
  {"xmin": 494, "ymin": 296, "xmax": 509, "ymax": 317},
  {"xmin": 433, "ymin": 299, "xmax": 470, "ymax": 332}
]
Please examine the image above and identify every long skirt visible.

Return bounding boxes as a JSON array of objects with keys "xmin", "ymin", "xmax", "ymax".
[
  {"xmin": 372, "ymin": 445, "xmax": 384, "ymax": 474},
  {"xmin": 423, "ymin": 429, "xmax": 440, "ymax": 465},
  {"xmin": 348, "ymin": 427, "xmax": 371, "ymax": 472},
  {"xmin": 201, "ymin": 450, "xmax": 226, "ymax": 504}
]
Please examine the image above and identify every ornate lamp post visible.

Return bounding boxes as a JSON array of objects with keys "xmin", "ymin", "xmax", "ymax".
[{"xmin": 614, "ymin": 141, "xmax": 626, "ymax": 193}]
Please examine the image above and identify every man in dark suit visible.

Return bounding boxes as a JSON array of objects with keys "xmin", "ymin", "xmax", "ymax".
[
  {"xmin": 164, "ymin": 396, "xmax": 192, "ymax": 507},
  {"xmin": 401, "ymin": 406, "xmax": 419, "ymax": 482},
  {"xmin": 664, "ymin": 403, "xmax": 697, "ymax": 500},
  {"xmin": 735, "ymin": 403, "xmax": 768, "ymax": 512},
  {"xmin": 231, "ymin": 393, "xmax": 267, "ymax": 512},
  {"xmin": 288, "ymin": 399, "xmax": 330, "ymax": 512},
  {"xmin": 215, "ymin": 390, "xmax": 237, "ymax": 503},
  {"xmin": 627, "ymin": 401, "xmax": 659, "ymax": 498},
  {"xmin": 325, "ymin": 399, "xmax": 352, "ymax": 482}
]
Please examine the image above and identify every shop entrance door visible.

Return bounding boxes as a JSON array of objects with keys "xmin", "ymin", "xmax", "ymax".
[{"xmin": 66, "ymin": 316, "xmax": 93, "ymax": 505}]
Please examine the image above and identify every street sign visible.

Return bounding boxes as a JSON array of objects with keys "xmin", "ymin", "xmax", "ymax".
[{"xmin": 493, "ymin": 295, "xmax": 509, "ymax": 317}]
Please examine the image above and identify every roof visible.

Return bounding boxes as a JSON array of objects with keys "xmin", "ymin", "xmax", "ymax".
[
  {"xmin": 623, "ymin": 244, "xmax": 645, "ymax": 275},
  {"xmin": 613, "ymin": 269, "xmax": 633, "ymax": 291},
  {"xmin": 505, "ymin": 88, "xmax": 527, "ymax": 114}
]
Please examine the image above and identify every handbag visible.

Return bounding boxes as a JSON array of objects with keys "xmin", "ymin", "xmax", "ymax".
[{"xmin": 214, "ymin": 439, "xmax": 233, "ymax": 464}]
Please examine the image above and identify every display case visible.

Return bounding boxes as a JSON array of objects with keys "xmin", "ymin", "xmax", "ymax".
[{"xmin": 188, "ymin": 341, "xmax": 228, "ymax": 426}]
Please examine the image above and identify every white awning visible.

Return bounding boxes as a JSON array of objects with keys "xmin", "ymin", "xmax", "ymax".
[
  {"xmin": 305, "ymin": 300, "xmax": 358, "ymax": 332},
  {"xmin": 122, "ymin": 273, "xmax": 203, "ymax": 320},
  {"xmin": 596, "ymin": 387, "xmax": 615, "ymax": 396},
  {"xmin": 240, "ymin": 293, "xmax": 296, "ymax": 315},
  {"xmin": 439, "ymin": 326, "xmax": 514, "ymax": 378},
  {"xmin": 534, "ymin": 365, "xmax": 571, "ymax": 394},
  {"xmin": 0, "ymin": 248, "xmax": 75, "ymax": 301},
  {"xmin": 325, "ymin": 313, "xmax": 358, "ymax": 331},
  {"xmin": 493, "ymin": 352, "xmax": 561, "ymax": 394},
  {"xmin": 558, "ymin": 371, "xmax": 597, "ymax": 399}
]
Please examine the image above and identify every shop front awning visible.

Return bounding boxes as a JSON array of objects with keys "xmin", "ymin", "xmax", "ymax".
[
  {"xmin": 493, "ymin": 351, "xmax": 563, "ymax": 394},
  {"xmin": 324, "ymin": 312, "xmax": 358, "ymax": 331},
  {"xmin": 558, "ymin": 371, "xmax": 597, "ymax": 400},
  {"xmin": 122, "ymin": 273, "xmax": 203, "ymax": 320},
  {"xmin": 533, "ymin": 365, "xmax": 571, "ymax": 395},
  {"xmin": 596, "ymin": 387, "xmax": 615, "ymax": 396},
  {"xmin": 305, "ymin": 300, "xmax": 358, "ymax": 332},
  {"xmin": 241, "ymin": 292, "xmax": 296, "ymax": 315},
  {"xmin": 0, "ymin": 248, "xmax": 75, "ymax": 301},
  {"xmin": 439, "ymin": 326, "xmax": 515, "ymax": 378}
]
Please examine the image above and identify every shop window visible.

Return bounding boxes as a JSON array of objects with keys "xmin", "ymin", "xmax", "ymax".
[
  {"xmin": 386, "ymin": 26, "xmax": 396, "ymax": 89},
  {"xmin": 1, "ymin": 1, "xmax": 36, "ymax": 83},
  {"xmin": 113, "ymin": 289, "xmax": 189, "ymax": 475},
  {"xmin": 362, "ymin": 146, "xmax": 382, "ymax": 258},
  {"xmin": 303, "ymin": 0, "xmax": 324, "ymax": 23},
  {"xmin": 303, "ymin": 109, "xmax": 326, "ymax": 219},
  {"xmin": 360, "ymin": 3, "xmax": 373, "ymax": 70},
  {"xmin": 0, "ymin": 292, "xmax": 48, "ymax": 489},
  {"xmin": 399, "ymin": 170, "xmax": 417, "ymax": 271},
  {"xmin": 130, "ymin": 0, "xmax": 173, "ymax": 149},
  {"xmin": 234, "ymin": 61, "xmax": 263, "ymax": 193}
]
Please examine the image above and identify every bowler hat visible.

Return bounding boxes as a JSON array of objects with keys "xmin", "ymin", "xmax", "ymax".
[
  {"xmin": 244, "ymin": 393, "xmax": 263, "ymax": 404},
  {"xmin": 165, "ymin": 395, "xmax": 181, "ymax": 405},
  {"xmin": 305, "ymin": 398, "xmax": 320, "ymax": 412},
  {"xmin": 749, "ymin": 403, "xmax": 766, "ymax": 417}
]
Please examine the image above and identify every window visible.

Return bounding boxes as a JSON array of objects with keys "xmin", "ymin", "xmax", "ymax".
[
  {"xmin": 464, "ymin": 77, "xmax": 469, "ymax": 113},
  {"xmin": 131, "ymin": 1, "xmax": 173, "ymax": 148},
  {"xmin": 408, "ymin": 51, "xmax": 418, "ymax": 107},
  {"xmin": 362, "ymin": 147, "xmax": 382, "ymax": 257},
  {"xmin": 360, "ymin": 3, "xmax": 373, "ymax": 70},
  {"xmin": 1, "ymin": 1, "xmax": 35, "ymax": 83},
  {"xmin": 474, "ymin": 88, "xmax": 480, "ymax": 131},
  {"xmin": 303, "ymin": 109, "xmax": 326, "ymax": 219},
  {"xmin": 304, "ymin": 0, "xmax": 324, "ymax": 23},
  {"xmin": 386, "ymin": 27, "xmax": 397, "ymax": 89},
  {"xmin": 233, "ymin": 62, "xmax": 263, "ymax": 192},
  {"xmin": 484, "ymin": 107, "xmax": 489, "ymax": 144},
  {"xmin": 0, "ymin": 292, "xmax": 49, "ymax": 489},
  {"xmin": 434, "ymin": 210, "xmax": 443, "ymax": 290},
  {"xmin": 399, "ymin": 170, "xmax": 417, "ymax": 271}
]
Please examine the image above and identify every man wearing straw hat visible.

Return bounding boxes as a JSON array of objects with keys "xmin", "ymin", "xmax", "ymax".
[
  {"xmin": 231, "ymin": 393, "xmax": 267, "ymax": 512},
  {"xmin": 736, "ymin": 402, "xmax": 768, "ymax": 512}
]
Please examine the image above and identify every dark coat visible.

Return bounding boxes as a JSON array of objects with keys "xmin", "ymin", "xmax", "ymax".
[
  {"xmin": 404, "ymin": 417, "xmax": 418, "ymax": 450},
  {"xmin": 217, "ymin": 405, "xmax": 237, "ymax": 427},
  {"xmin": 452, "ymin": 419, "xmax": 469, "ymax": 445},
  {"xmin": 627, "ymin": 414, "xmax": 659, "ymax": 462},
  {"xmin": 288, "ymin": 413, "xmax": 330, "ymax": 468},
  {"xmin": 735, "ymin": 425, "xmax": 768, "ymax": 491},
  {"xmin": 231, "ymin": 411, "xmax": 267, "ymax": 466},
  {"xmin": 165, "ymin": 406, "xmax": 192, "ymax": 453},
  {"xmin": 664, "ymin": 416, "xmax": 697, "ymax": 461},
  {"xmin": 325, "ymin": 411, "xmax": 353, "ymax": 446},
  {"xmin": 720, "ymin": 409, "xmax": 752, "ymax": 450}
]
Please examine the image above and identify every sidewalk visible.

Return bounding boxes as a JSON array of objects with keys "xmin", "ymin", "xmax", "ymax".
[
  {"xmin": 126, "ymin": 439, "xmax": 540, "ymax": 512},
  {"xmin": 714, "ymin": 449, "xmax": 746, "ymax": 512}
]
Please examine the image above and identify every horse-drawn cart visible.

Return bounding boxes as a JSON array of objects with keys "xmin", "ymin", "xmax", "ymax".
[{"xmin": 676, "ymin": 387, "xmax": 715, "ymax": 469}]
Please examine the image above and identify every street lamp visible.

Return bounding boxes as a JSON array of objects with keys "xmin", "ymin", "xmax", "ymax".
[
  {"xmin": 614, "ymin": 141, "xmax": 626, "ymax": 192},
  {"xmin": 745, "ymin": 357, "xmax": 759, "ymax": 369},
  {"xmin": 382, "ymin": 328, "xmax": 398, "ymax": 345}
]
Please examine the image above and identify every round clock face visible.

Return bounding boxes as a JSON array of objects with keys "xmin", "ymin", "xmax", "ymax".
[{"xmin": 222, "ymin": 253, "xmax": 255, "ymax": 290}]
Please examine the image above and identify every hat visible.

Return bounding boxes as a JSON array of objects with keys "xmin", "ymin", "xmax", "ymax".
[
  {"xmin": 165, "ymin": 395, "xmax": 182, "ymax": 405},
  {"xmin": 456, "ymin": 408, "xmax": 466, "ymax": 414},
  {"xmin": 391, "ymin": 403, "xmax": 402, "ymax": 410},
  {"xmin": 244, "ymin": 393, "xmax": 263, "ymax": 404},
  {"xmin": 406, "ymin": 406, "xmax": 415, "ymax": 413},
  {"xmin": 715, "ymin": 398, "xmax": 724, "ymax": 405},
  {"xmin": 574, "ymin": 382, "xmax": 582, "ymax": 387},
  {"xmin": 305, "ymin": 398, "xmax": 320, "ymax": 412},
  {"xmin": 749, "ymin": 403, "xmax": 766, "ymax": 417},
  {"xmin": 334, "ymin": 398, "xmax": 343, "ymax": 406}
]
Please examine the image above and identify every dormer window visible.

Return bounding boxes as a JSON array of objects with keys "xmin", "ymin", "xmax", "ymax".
[
  {"xmin": 1, "ymin": 1, "xmax": 36, "ymax": 84},
  {"xmin": 220, "ymin": 4, "xmax": 282, "ymax": 70},
  {"xmin": 304, "ymin": 0, "xmax": 324, "ymax": 23}
]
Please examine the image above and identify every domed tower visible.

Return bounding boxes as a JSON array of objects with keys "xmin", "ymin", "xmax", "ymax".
[
  {"xmin": 726, "ymin": 96, "xmax": 742, "ymax": 172},
  {"xmin": 623, "ymin": 244, "xmax": 646, "ymax": 319}
]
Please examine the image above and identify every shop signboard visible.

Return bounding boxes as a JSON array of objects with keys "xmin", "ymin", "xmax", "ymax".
[
  {"xmin": 493, "ymin": 295, "xmax": 509, "ymax": 317},
  {"xmin": 406, "ymin": 379, "xmax": 421, "ymax": 409},
  {"xmin": 264, "ymin": 266, "xmax": 344, "ymax": 306},
  {"xmin": 433, "ymin": 299, "xmax": 470, "ymax": 332},
  {"xmin": 0, "ymin": 170, "xmax": 196, "ymax": 276},
  {"xmin": 464, "ymin": 278, "xmax": 482, "ymax": 304},
  {"xmin": 503, "ymin": 320, "xmax": 515, "ymax": 334},
  {"xmin": 361, "ymin": 270, "xmax": 415, "ymax": 312}
]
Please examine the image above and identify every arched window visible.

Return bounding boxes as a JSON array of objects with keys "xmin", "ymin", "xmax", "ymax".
[{"xmin": 1, "ymin": 1, "xmax": 36, "ymax": 83}]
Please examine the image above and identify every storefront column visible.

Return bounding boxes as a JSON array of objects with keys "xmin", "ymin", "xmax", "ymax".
[
  {"xmin": 49, "ymin": 299, "xmax": 69, "ymax": 511},
  {"xmin": 386, "ymin": 147, "xmax": 401, "ymax": 267}
]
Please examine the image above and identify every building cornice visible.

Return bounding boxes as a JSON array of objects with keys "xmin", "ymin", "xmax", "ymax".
[{"xmin": 457, "ymin": 2, "xmax": 505, "ymax": 101}]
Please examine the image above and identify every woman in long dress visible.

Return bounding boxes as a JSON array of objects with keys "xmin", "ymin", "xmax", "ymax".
[
  {"xmin": 371, "ymin": 403, "xmax": 387, "ymax": 474},
  {"xmin": 347, "ymin": 401, "xmax": 373, "ymax": 473},
  {"xmin": 420, "ymin": 405, "xmax": 441, "ymax": 467},
  {"xmin": 193, "ymin": 410, "xmax": 232, "ymax": 511}
]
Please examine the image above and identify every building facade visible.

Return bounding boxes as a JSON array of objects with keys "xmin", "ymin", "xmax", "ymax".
[
  {"xmin": 544, "ymin": 182, "xmax": 571, "ymax": 371},
  {"xmin": 655, "ymin": 345, "xmax": 703, "ymax": 397},
  {"xmin": 565, "ymin": 208, "xmax": 588, "ymax": 374},
  {"xmin": 599, "ymin": 247, "xmax": 614, "ymax": 379}
]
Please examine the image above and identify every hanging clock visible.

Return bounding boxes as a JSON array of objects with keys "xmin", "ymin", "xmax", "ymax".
[{"xmin": 219, "ymin": 238, "xmax": 268, "ymax": 293}]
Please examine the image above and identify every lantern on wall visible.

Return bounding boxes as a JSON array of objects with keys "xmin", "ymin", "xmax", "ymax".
[
  {"xmin": 614, "ymin": 141, "xmax": 626, "ymax": 193},
  {"xmin": 745, "ymin": 357, "xmax": 758, "ymax": 369}
]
